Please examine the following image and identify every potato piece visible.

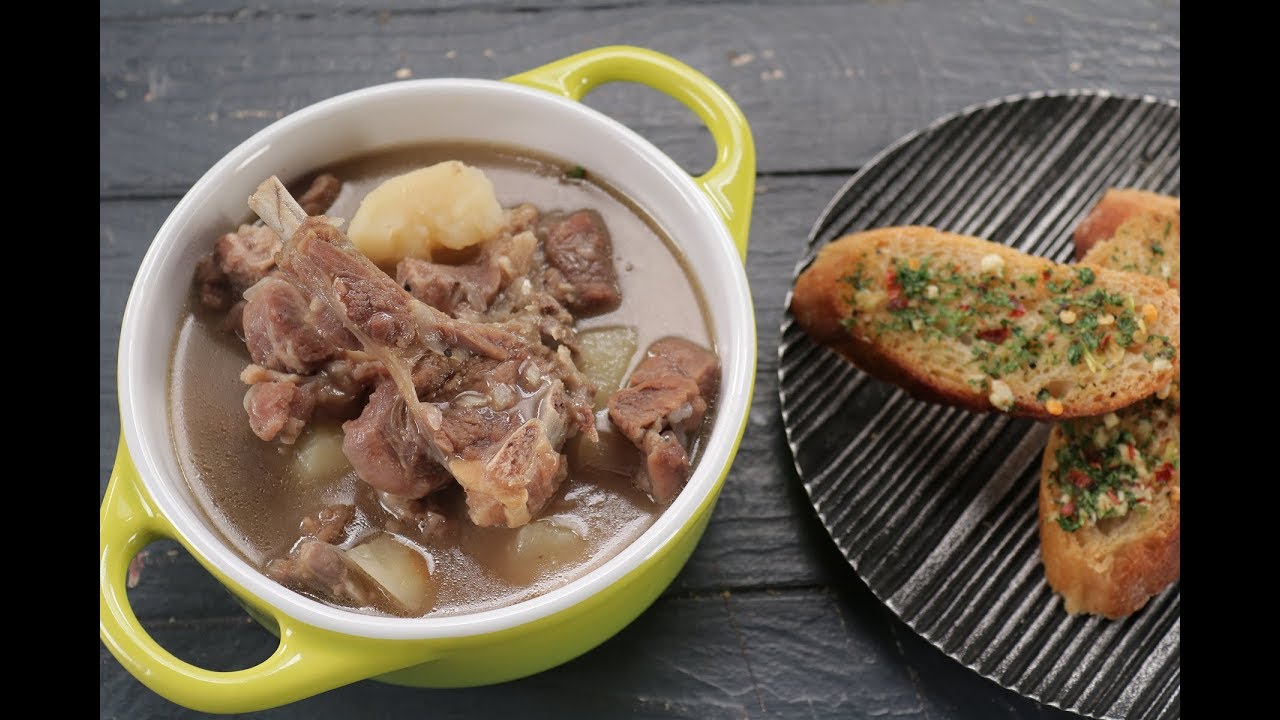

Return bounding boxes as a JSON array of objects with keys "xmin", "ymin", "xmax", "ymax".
[
  {"xmin": 346, "ymin": 160, "xmax": 504, "ymax": 268},
  {"xmin": 576, "ymin": 326, "xmax": 638, "ymax": 409},
  {"xmin": 344, "ymin": 534, "xmax": 436, "ymax": 615},
  {"xmin": 293, "ymin": 423, "xmax": 351, "ymax": 485},
  {"xmin": 505, "ymin": 517, "xmax": 589, "ymax": 585}
]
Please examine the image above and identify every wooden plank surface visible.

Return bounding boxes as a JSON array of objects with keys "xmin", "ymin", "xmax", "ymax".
[
  {"xmin": 99, "ymin": 1, "xmax": 1179, "ymax": 718},
  {"xmin": 99, "ymin": 0, "xmax": 1179, "ymax": 194}
]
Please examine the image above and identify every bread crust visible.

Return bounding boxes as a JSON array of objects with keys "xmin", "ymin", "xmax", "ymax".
[{"xmin": 790, "ymin": 226, "xmax": 1180, "ymax": 420}]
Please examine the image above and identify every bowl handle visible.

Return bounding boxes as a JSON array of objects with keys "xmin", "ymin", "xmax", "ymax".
[
  {"xmin": 100, "ymin": 438, "xmax": 433, "ymax": 713},
  {"xmin": 506, "ymin": 46, "xmax": 755, "ymax": 262}
]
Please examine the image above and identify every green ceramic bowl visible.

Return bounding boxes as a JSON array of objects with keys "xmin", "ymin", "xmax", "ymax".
[{"xmin": 101, "ymin": 46, "xmax": 756, "ymax": 713}]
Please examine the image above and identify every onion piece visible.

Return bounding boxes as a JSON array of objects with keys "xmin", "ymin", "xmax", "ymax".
[{"xmin": 576, "ymin": 326, "xmax": 639, "ymax": 409}]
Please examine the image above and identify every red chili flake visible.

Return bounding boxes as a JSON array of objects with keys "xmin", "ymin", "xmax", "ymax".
[
  {"xmin": 1042, "ymin": 269, "xmax": 1052, "ymax": 281},
  {"xmin": 1009, "ymin": 295, "xmax": 1026, "ymax": 317},
  {"xmin": 977, "ymin": 325, "xmax": 1008, "ymax": 340},
  {"xmin": 1098, "ymin": 333, "xmax": 1111, "ymax": 350},
  {"xmin": 977, "ymin": 327, "xmax": 1010, "ymax": 344},
  {"xmin": 885, "ymin": 269, "xmax": 904, "ymax": 308},
  {"xmin": 1068, "ymin": 469, "xmax": 1094, "ymax": 489},
  {"xmin": 1127, "ymin": 445, "xmax": 1136, "ymax": 461},
  {"xmin": 1062, "ymin": 500, "xmax": 1076, "ymax": 516},
  {"xmin": 1155, "ymin": 463, "xmax": 1175, "ymax": 483},
  {"xmin": 958, "ymin": 303, "xmax": 971, "ymax": 311},
  {"xmin": 1044, "ymin": 332, "xmax": 1056, "ymax": 343}
]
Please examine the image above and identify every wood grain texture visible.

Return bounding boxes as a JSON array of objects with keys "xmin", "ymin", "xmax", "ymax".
[
  {"xmin": 100, "ymin": 1, "xmax": 1177, "ymax": 717},
  {"xmin": 101, "ymin": 586, "xmax": 1073, "ymax": 719},
  {"xmin": 100, "ymin": 0, "xmax": 889, "ymax": 18},
  {"xmin": 99, "ymin": 0, "xmax": 1179, "ymax": 194}
]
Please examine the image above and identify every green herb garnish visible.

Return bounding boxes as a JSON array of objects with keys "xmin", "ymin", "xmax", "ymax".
[
  {"xmin": 894, "ymin": 259, "xmax": 932, "ymax": 299},
  {"xmin": 1067, "ymin": 342, "xmax": 1083, "ymax": 365}
]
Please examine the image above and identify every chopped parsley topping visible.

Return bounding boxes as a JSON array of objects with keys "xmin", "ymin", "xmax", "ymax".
[
  {"xmin": 1067, "ymin": 342, "xmax": 1083, "ymax": 365},
  {"xmin": 1115, "ymin": 311, "xmax": 1139, "ymax": 347},
  {"xmin": 1049, "ymin": 391, "xmax": 1179, "ymax": 532},
  {"xmin": 841, "ymin": 263, "xmax": 869, "ymax": 291},
  {"xmin": 895, "ymin": 261, "xmax": 932, "ymax": 299},
  {"xmin": 835, "ymin": 253, "xmax": 1177, "ymax": 391}
]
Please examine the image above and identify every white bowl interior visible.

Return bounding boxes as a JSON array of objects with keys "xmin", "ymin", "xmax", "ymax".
[{"xmin": 119, "ymin": 79, "xmax": 754, "ymax": 640}]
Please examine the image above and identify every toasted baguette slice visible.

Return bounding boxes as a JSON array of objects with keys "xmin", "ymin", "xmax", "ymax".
[
  {"xmin": 1039, "ymin": 396, "xmax": 1180, "ymax": 618},
  {"xmin": 790, "ymin": 226, "xmax": 1180, "ymax": 420},
  {"xmin": 1040, "ymin": 190, "xmax": 1181, "ymax": 618},
  {"xmin": 1073, "ymin": 189, "xmax": 1181, "ymax": 263}
]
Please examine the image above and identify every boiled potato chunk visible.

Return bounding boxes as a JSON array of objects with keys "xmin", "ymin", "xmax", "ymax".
[
  {"xmin": 504, "ymin": 517, "xmax": 589, "ymax": 585},
  {"xmin": 576, "ymin": 326, "xmax": 638, "ymax": 409},
  {"xmin": 344, "ymin": 534, "xmax": 436, "ymax": 615},
  {"xmin": 347, "ymin": 160, "xmax": 504, "ymax": 267},
  {"xmin": 293, "ymin": 423, "xmax": 351, "ymax": 485}
]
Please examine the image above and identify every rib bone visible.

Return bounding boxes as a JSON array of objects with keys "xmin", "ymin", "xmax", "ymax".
[{"xmin": 248, "ymin": 176, "xmax": 343, "ymax": 238}]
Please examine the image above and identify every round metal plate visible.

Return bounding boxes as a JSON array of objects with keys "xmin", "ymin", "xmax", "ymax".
[{"xmin": 778, "ymin": 91, "xmax": 1179, "ymax": 720}]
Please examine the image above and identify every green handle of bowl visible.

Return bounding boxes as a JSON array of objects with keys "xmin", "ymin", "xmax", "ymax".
[
  {"xmin": 100, "ymin": 438, "xmax": 434, "ymax": 714},
  {"xmin": 506, "ymin": 46, "xmax": 755, "ymax": 261}
]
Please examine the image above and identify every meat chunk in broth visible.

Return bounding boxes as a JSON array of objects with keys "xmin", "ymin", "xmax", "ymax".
[
  {"xmin": 240, "ymin": 359, "xmax": 380, "ymax": 444},
  {"xmin": 241, "ymin": 276, "xmax": 360, "ymax": 374},
  {"xmin": 296, "ymin": 172, "xmax": 343, "ymax": 217},
  {"xmin": 300, "ymin": 503, "xmax": 356, "ymax": 545},
  {"xmin": 193, "ymin": 174, "xmax": 342, "ymax": 314},
  {"xmin": 608, "ymin": 337, "xmax": 721, "ymax": 503},
  {"xmin": 241, "ymin": 370, "xmax": 315, "ymax": 444},
  {"xmin": 537, "ymin": 210, "xmax": 622, "ymax": 316},
  {"xmin": 254, "ymin": 179, "xmax": 596, "ymax": 528},
  {"xmin": 342, "ymin": 378, "xmax": 457, "ymax": 498},
  {"xmin": 397, "ymin": 257, "xmax": 502, "ymax": 317},
  {"xmin": 179, "ymin": 149, "xmax": 717, "ymax": 618},
  {"xmin": 193, "ymin": 224, "xmax": 280, "ymax": 313},
  {"xmin": 267, "ymin": 538, "xmax": 405, "ymax": 614}
]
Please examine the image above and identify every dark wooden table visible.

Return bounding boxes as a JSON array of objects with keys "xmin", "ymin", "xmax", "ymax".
[{"xmin": 100, "ymin": 2, "xmax": 1180, "ymax": 717}]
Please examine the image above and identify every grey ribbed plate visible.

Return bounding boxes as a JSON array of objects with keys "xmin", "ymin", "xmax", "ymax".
[{"xmin": 778, "ymin": 92, "xmax": 1180, "ymax": 720}]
